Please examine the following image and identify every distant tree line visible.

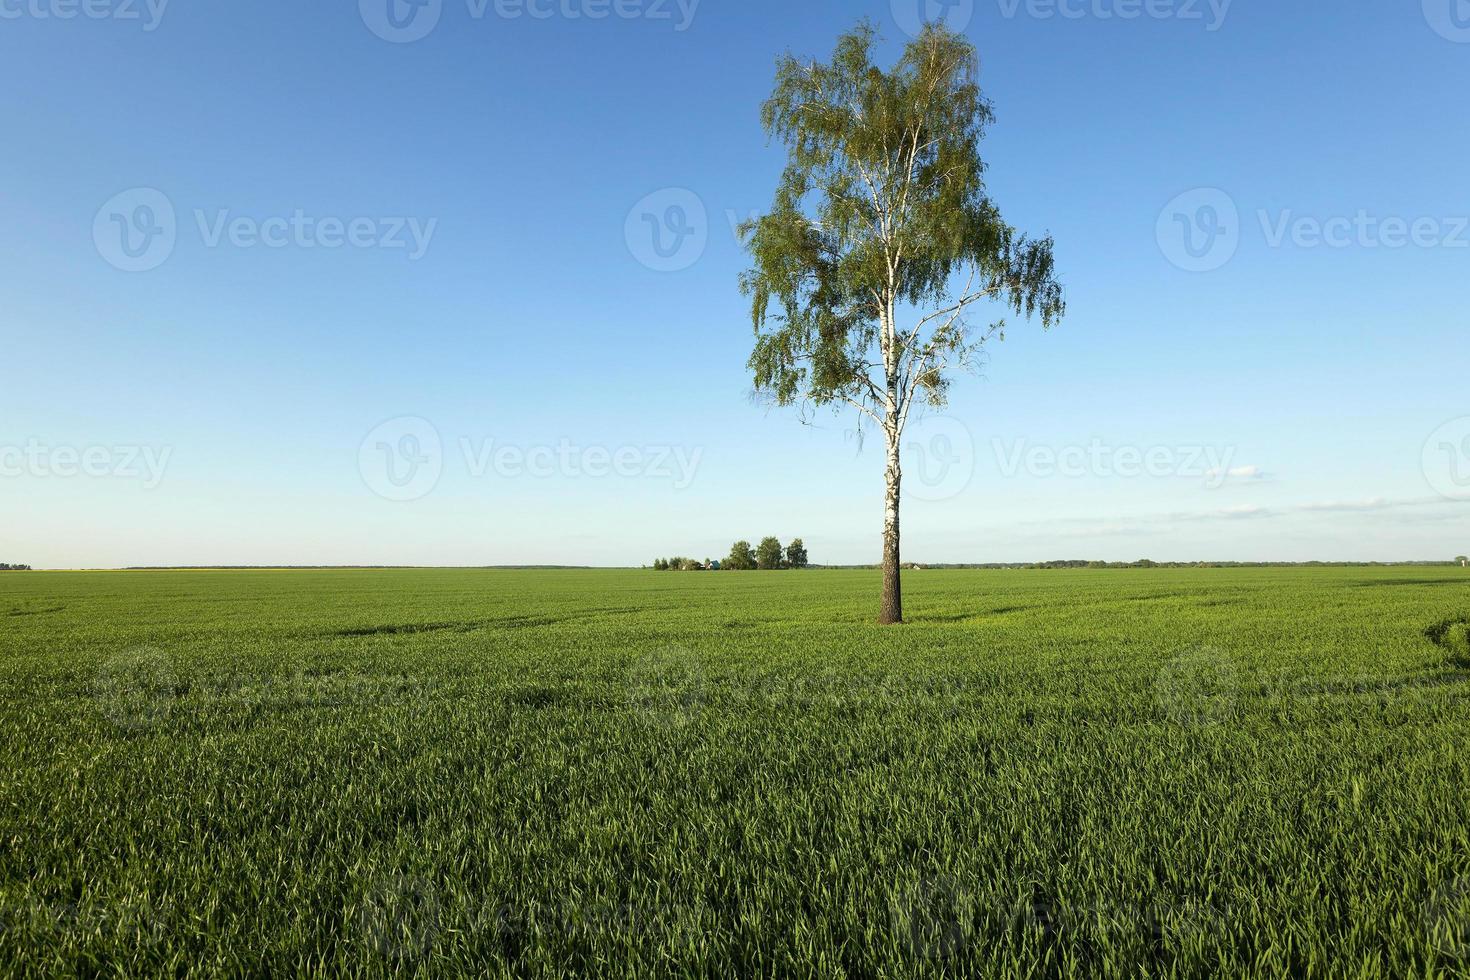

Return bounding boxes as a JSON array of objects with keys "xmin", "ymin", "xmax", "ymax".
[
  {"xmin": 1031, "ymin": 559, "xmax": 1162, "ymax": 569},
  {"xmin": 1022, "ymin": 558, "xmax": 1470, "ymax": 569},
  {"xmin": 651, "ymin": 554, "xmax": 1470, "ymax": 571},
  {"xmin": 651, "ymin": 557, "xmax": 706, "ymax": 572},
  {"xmin": 0, "ymin": 563, "xmax": 31, "ymax": 571},
  {"xmin": 859, "ymin": 559, "xmax": 1470, "ymax": 570},
  {"xmin": 653, "ymin": 538, "xmax": 809, "ymax": 571}
]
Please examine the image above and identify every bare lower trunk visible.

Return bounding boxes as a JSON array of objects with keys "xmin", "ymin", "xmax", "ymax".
[{"xmin": 879, "ymin": 433, "xmax": 902, "ymax": 625}]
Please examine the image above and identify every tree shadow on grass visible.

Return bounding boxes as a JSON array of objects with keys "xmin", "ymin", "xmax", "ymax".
[
  {"xmin": 1425, "ymin": 617, "xmax": 1470, "ymax": 669},
  {"xmin": 910, "ymin": 605, "xmax": 1040, "ymax": 624}
]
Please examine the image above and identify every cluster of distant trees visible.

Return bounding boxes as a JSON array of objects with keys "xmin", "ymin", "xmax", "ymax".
[
  {"xmin": 651, "ymin": 557, "xmax": 707, "ymax": 572},
  {"xmin": 0, "ymin": 563, "xmax": 31, "ymax": 571},
  {"xmin": 653, "ymin": 538, "xmax": 809, "ymax": 572}
]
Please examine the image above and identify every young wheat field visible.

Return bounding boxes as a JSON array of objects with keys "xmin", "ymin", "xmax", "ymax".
[{"xmin": 2, "ymin": 567, "xmax": 1469, "ymax": 978}]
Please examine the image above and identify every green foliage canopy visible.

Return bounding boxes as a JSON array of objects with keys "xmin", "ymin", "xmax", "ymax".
[{"xmin": 741, "ymin": 22, "xmax": 1064, "ymax": 431}]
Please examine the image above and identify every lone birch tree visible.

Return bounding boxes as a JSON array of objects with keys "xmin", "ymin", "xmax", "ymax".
[{"xmin": 741, "ymin": 22, "xmax": 1065, "ymax": 624}]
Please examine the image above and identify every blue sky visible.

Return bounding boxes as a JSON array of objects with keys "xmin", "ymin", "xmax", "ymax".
[{"xmin": 3, "ymin": 0, "xmax": 1468, "ymax": 568}]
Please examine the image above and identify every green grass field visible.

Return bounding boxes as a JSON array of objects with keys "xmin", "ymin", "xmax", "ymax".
[{"xmin": 3, "ymin": 567, "xmax": 1470, "ymax": 978}]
